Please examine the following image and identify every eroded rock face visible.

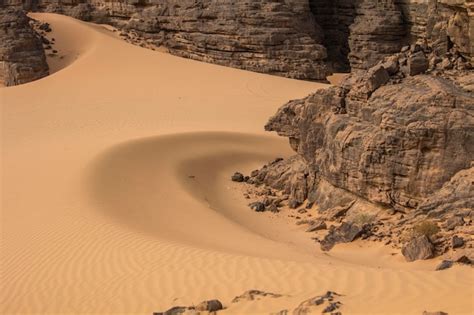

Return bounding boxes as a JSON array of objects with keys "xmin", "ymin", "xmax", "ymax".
[
  {"xmin": 265, "ymin": 58, "xmax": 473, "ymax": 213},
  {"xmin": 27, "ymin": 0, "xmax": 330, "ymax": 81},
  {"xmin": 0, "ymin": 8, "xmax": 49, "ymax": 86},
  {"xmin": 348, "ymin": 0, "xmax": 406, "ymax": 70}
]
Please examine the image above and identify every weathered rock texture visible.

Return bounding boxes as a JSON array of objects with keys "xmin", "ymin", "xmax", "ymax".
[
  {"xmin": 27, "ymin": 0, "xmax": 331, "ymax": 80},
  {"xmin": 3, "ymin": 0, "xmax": 472, "ymax": 78},
  {"xmin": 0, "ymin": 8, "xmax": 49, "ymax": 86},
  {"xmin": 244, "ymin": 43, "xmax": 473, "ymax": 255},
  {"xmin": 263, "ymin": 48, "xmax": 473, "ymax": 214}
]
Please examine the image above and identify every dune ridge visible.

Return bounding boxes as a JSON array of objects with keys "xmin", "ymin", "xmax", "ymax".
[{"xmin": 1, "ymin": 13, "xmax": 473, "ymax": 315}]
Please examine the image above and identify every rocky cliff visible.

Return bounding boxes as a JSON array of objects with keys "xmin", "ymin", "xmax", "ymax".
[
  {"xmin": 2, "ymin": 0, "xmax": 472, "ymax": 80},
  {"xmin": 243, "ymin": 44, "xmax": 473, "ymax": 258},
  {"xmin": 0, "ymin": 8, "xmax": 49, "ymax": 86}
]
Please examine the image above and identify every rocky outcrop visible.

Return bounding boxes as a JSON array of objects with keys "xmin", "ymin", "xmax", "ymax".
[
  {"xmin": 3, "ymin": 0, "xmax": 472, "ymax": 77},
  {"xmin": 244, "ymin": 43, "xmax": 473, "ymax": 255},
  {"xmin": 27, "ymin": 0, "xmax": 331, "ymax": 81},
  {"xmin": 397, "ymin": 0, "xmax": 474, "ymax": 63},
  {"xmin": 348, "ymin": 0, "xmax": 406, "ymax": 70},
  {"xmin": 263, "ymin": 47, "xmax": 473, "ymax": 214},
  {"xmin": 0, "ymin": 8, "xmax": 49, "ymax": 86}
]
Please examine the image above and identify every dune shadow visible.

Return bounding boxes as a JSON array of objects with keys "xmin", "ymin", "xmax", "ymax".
[{"xmin": 85, "ymin": 131, "xmax": 299, "ymax": 255}]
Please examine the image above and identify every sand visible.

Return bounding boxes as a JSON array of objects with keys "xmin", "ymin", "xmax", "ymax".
[{"xmin": 1, "ymin": 13, "xmax": 473, "ymax": 315}]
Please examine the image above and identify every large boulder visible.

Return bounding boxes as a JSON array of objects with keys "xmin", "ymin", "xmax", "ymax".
[{"xmin": 401, "ymin": 235, "xmax": 435, "ymax": 262}]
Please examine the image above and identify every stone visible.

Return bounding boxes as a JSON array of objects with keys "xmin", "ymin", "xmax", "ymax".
[
  {"xmin": 232, "ymin": 290, "xmax": 282, "ymax": 303},
  {"xmin": 195, "ymin": 300, "xmax": 223, "ymax": 312},
  {"xmin": 0, "ymin": 9, "xmax": 49, "ymax": 86},
  {"xmin": 401, "ymin": 235, "xmax": 435, "ymax": 262},
  {"xmin": 249, "ymin": 202, "xmax": 265, "ymax": 212},
  {"xmin": 407, "ymin": 51, "xmax": 429, "ymax": 76},
  {"xmin": 28, "ymin": 0, "xmax": 329, "ymax": 81},
  {"xmin": 153, "ymin": 306, "xmax": 187, "ymax": 315},
  {"xmin": 263, "ymin": 65, "xmax": 473, "ymax": 219},
  {"xmin": 231, "ymin": 172, "xmax": 244, "ymax": 182},
  {"xmin": 435, "ymin": 260, "xmax": 453, "ymax": 271},
  {"xmin": 320, "ymin": 222, "xmax": 369, "ymax": 251},
  {"xmin": 452, "ymin": 236, "xmax": 464, "ymax": 248},
  {"xmin": 422, "ymin": 312, "xmax": 448, "ymax": 315},
  {"xmin": 306, "ymin": 220, "xmax": 327, "ymax": 232},
  {"xmin": 455, "ymin": 255, "xmax": 472, "ymax": 265}
]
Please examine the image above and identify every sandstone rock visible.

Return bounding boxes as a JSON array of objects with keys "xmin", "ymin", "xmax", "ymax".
[
  {"xmin": 195, "ymin": 300, "xmax": 223, "ymax": 312},
  {"xmin": 232, "ymin": 290, "xmax": 282, "ymax": 303},
  {"xmin": 231, "ymin": 172, "xmax": 244, "ymax": 183},
  {"xmin": 422, "ymin": 311, "xmax": 448, "ymax": 315},
  {"xmin": 265, "ymin": 65, "xmax": 473, "ymax": 216},
  {"xmin": 455, "ymin": 254, "xmax": 472, "ymax": 265},
  {"xmin": 320, "ymin": 222, "xmax": 369, "ymax": 251},
  {"xmin": 348, "ymin": 0, "xmax": 406, "ymax": 70},
  {"xmin": 306, "ymin": 220, "xmax": 327, "ymax": 232},
  {"xmin": 30, "ymin": 0, "xmax": 329, "ymax": 81},
  {"xmin": 0, "ymin": 8, "xmax": 49, "ymax": 86},
  {"xmin": 407, "ymin": 51, "xmax": 429, "ymax": 75},
  {"xmin": 153, "ymin": 306, "xmax": 187, "ymax": 315},
  {"xmin": 401, "ymin": 235, "xmax": 435, "ymax": 262},
  {"xmin": 292, "ymin": 291, "xmax": 342, "ymax": 315},
  {"xmin": 249, "ymin": 202, "xmax": 265, "ymax": 212},
  {"xmin": 435, "ymin": 260, "xmax": 453, "ymax": 271}
]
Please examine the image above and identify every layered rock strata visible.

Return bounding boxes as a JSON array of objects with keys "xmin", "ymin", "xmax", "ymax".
[
  {"xmin": 30, "ymin": 0, "xmax": 330, "ymax": 81},
  {"xmin": 0, "ymin": 8, "xmax": 49, "ymax": 86}
]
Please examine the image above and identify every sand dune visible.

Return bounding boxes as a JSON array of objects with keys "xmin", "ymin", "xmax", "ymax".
[{"xmin": 1, "ymin": 13, "xmax": 473, "ymax": 314}]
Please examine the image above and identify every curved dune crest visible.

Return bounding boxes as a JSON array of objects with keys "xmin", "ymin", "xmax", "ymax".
[{"xmin": 1, "ymin": 13, "xmax": 473, "ymax": 315}]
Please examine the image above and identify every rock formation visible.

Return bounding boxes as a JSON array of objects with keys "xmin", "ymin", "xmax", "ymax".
[
  {"xmin": 2, "ymin": 0, "xmax": 472, "ymax": 79},
  {"xmin": 0, "ymin": 8, "xmax": 49, "ymax": 86},
  {"xmin": 242, "ymin": 42, "xmax": 473, "ymax": 258}
]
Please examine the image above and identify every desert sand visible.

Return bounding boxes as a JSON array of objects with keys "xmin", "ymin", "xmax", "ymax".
[{"xmin": 1, "ymin": 13, "xmax": 473, "ymax": 314}]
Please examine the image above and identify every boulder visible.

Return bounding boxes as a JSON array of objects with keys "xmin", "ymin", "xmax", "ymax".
[
  {"xmin": 231, "ymin": 172, "xmax": 244, "ymax": 183},
  {"xmin": 401, "ymin": 235, "xmax": 435, "ymax": 262},
  {"xmin": 195, "ymin": 300, "xmax": 223, "ymax": 312},
  {"xmin": 249, "ymin": 202, "xmax": 265, "ymax": 212},
  {"xmin": 320, "ymin": 222, "xmax": 369, "ymax": 251},
  {"xmin": 306, "ymin": 220, "xmax": 327, "ymax": 232},
  {"xmin": 435, "ymin": 260, "xmax": 453, "ymax": 271},
  {"xmin": 407, "ymin": 51, "xmax": 429, "ymax": 75}
]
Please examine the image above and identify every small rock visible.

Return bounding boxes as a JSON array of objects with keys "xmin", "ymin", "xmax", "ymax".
[
  {"xmin": 232, "ymin": 290, "xmax": 282, "ymax": 303},
  {"xmin": 320, "ymin": 222, "xmax": 368, "ymax": 251},
  {"xmin": 455, "ymin": 255, "xmax": 472, "ymax": 265},
  {"xmin": 407, "ymin": 51, "xmax": 428, "ymax": 76},
  {"xmin": 249, "ymin": 202, "xmax": 265, "ymax": 212},
  {"xmin": 322, "ymin": 302, "xmax": 340, "ymax": 313},
  {"xmin": 195, "ymin": 300, "xmax": 223, "ymax": 312},
  {"xmin": 231, "ymin": 172, "xmax": 245, "ymax": 182},
  {"xmin": 452, "ymin": 236, "xmax": 464, "ymax": 248},
  {"xmin": 401, "ymin": 235, "xmax": 434, "ymax": 262},
  {"xmin": 153, "ymin": 306, "xmax": 187, "ymax": 315},
  {"xmin": 422, "ymin": 311, "xmax": 448, "ymax": 315},
  {"xmin": 306, "ymin": 220, "xmax": 327, "ymax": 232},
  {"xmin": 435, "ymin": 260, "xmax": 453, "ymax": 271}
]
